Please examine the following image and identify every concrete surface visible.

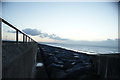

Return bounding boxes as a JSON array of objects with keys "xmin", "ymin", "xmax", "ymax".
[
  {"xmin": 89, "ymin": 54, "xmax": 120, "ymax": 80},
  {"xmin": 2, "ymin": 41, "xmax": 120, "ymax": 80},
  {"xmin": 0, "ymin": 18, "xmax": 2, "ymax": 80},
  {"xmin": 2, "ymin": 42, "xmax": 38, "ymax": 78},
  {"xmin": 36, "ymin": 47, "xmax": 49, "ymax": 79}
]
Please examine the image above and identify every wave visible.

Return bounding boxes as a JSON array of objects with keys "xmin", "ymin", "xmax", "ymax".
[{"xmin": 41, "ymin": 42, "xmax": 119, "ymax": 55}]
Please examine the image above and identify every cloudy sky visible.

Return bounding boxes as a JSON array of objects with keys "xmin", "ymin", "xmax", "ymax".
[{"xmin": 1, "ymin": 2, "xmax": 118, "ymax": 43}]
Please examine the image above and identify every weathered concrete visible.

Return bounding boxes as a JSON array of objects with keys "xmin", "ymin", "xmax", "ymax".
[
  {"xmin": 36, "ymin": 47, "xmax": 49, "ymax": 79},
  {"xmin": 0, "ymin": 18, "xmax": 2, "ymax": 79},
  {"xmin": 89, "ymin": 54, "xmax": 120, "ymax": 80},
  {"xmin": 2, "ymin": 42, "xmax": 38, "ymax": 78}
]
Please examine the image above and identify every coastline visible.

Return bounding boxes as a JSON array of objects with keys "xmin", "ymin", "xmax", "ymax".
[
  {"xmin": 38, "ymin": 43, "xmax": 94, "ymax": 79},
  {"xmin": 40, "ymin": 43, "xmax": 119, "ymax": 55},
  {"xmin": 38, "ymin": 43, "xmax": 120, "ymax": 80}
]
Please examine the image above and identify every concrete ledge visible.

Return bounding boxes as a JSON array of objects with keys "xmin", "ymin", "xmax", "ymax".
[
  {"xmin": 2, "ymin": 42, "xmax": 38, "ymax": 78},
  {"xmin": 89, "ymin": 54, "xmax": 120, "ymax": 80},
  {"xmin": 0, "ymin": 18, "xmax": 2, "ymax": 80}
]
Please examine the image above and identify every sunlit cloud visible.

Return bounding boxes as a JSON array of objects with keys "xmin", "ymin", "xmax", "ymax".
[
  {"xmin": 22, "ymin": 28, "xmax": 41, "ymax": 36},
  {"xmin": 21, "ymin": 28, "xmax": 68, "ymax": 41}
]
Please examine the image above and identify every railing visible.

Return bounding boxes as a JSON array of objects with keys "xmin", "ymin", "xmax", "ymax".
[
  {"xmin": 1, "ymin": 18, "xmax": 37, "ymax": 43},
  {"xmin": 1, "ymin": 18, "xmax": 51, "ymax": 79}
]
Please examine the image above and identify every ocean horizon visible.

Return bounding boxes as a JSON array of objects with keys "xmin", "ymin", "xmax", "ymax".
[{"xmin": 40, "ymin": 42, "xmax": 119, "ymax": 55}]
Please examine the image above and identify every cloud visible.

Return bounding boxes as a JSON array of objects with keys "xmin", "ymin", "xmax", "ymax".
[
  {"xmin": 47, "ymin": 34, "xmax": 68, "ymax": 40},
  {"xmin": 39, "ymin": 33, "xmax": 68, "ymax": 41},
  {"xmin": 62, "ymin": 38, "xmax": 119, "ymax": 47},
  {"xmin": 22, "ymin": 28, "xmax": 68, "ymax": 41},
  {"xmin": 7, "ymin": 28, "xmax": 119, "ymax": 47},
  {"xmin": 22, "ymin": 28, "xmax": 41, "ymax": 36}
]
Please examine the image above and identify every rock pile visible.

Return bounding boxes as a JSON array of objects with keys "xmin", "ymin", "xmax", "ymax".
[{"xmin": 39, "ymin": 44, "xmax": 93, "ymax": 80}]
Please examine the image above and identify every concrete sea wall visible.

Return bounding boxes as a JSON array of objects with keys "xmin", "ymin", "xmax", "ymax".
[
  {"xmin": 2, "ymin": 42, "xmax": 38, "ymax": 78},
  {"xmin": 0, "ymin": 19, "xmax": 2, "ymax": 80},
  {"xmin": 2, "ymin": 42, "xmax": 120, "ymax": 80},
  {"xmin": 89, "ymin": 54, "xmax": 120, "ymax": 80}
]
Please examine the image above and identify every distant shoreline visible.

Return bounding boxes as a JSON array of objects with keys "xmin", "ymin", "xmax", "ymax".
[
  {"xmin": 39, "ymin": 43, "xmax": 119, "ymax": 55},
  {"xmin": 40, "ymin": 43, "xmax": 119, "ymax": 55}
]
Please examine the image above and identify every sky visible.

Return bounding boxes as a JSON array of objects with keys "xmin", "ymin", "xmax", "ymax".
[{"xmin": 1, "ymin": 2, "xmax": 119, "ymax": 43}]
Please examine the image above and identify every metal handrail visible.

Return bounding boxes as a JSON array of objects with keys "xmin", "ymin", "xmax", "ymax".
[{"xmin": 1, "ymin": 18, "xmax": 37, "ymax": 43}]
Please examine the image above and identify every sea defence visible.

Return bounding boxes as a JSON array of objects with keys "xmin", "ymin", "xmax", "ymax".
[
  {"xmin": 89, "ymin": 54, "xmax": 120, "ymax": 80},
  {"xmin": 37, "ymin": 44, "xmax": 120, "ymax": 80},
  {"xmin": 2, "ymin": 41, "xmax": 38, "ymax": 78},
  {"xmin": 2, "ymin": 42, "xmax": 120, "ymax": 80},
  {"xmin": 38, "ymin": 44, "xmax": 93, "ymax": 80},
  {"xmin": 2, "ymin": 18, "xmax": 119, "ymax": 79}
]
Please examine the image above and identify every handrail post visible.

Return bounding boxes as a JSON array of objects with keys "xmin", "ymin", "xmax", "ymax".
[
  {"xmin": 23, "ymin": 34, "xmax": 25, "ymax": 43},
  {"xmin": 28, "ymin": 37, "xmax": 29, "ymax": 42},
  {"xmin": 24, "ymin": 35, "xmax": 26, "ymax": 42},
  {"xmin": 28, "ymin": 37, "xmax": 30, "ymax": 42},
  {"xmin": 16, "ymin": 30, "xmax": 18, "ymax": 43},
  {"xmin": 2, "ymin": 18, "xmax": 37, "ymax": 44},
  {"xmin": 26, "ymin": 35, "xmax": 27, "ymax": 43},
  {"xmin": 29, "ymin": 38, "xmax": 31, "ymax": 42},
  {"xmin": 25, "ymin": 36, "xmax": 26, "ymax": 42},
  {"xmin": 30, "ymin": 38, "xmax": 31, "ymax": 42}
]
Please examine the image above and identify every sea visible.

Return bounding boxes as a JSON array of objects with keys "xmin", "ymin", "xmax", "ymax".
[{"xmin": 41, "ymin": 42, "xmax": 119, "ymax": 55}]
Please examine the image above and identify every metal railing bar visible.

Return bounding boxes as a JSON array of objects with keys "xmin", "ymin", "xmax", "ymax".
[
  {"xmin": 1, "ymin": 18, "xmax": 37, "ymax": 43},
  {"xmin": 2, "ymin": 19, "xmax": 24, "ymax": 34},
  {"xmin": 16, "ymin": 30, "xmax": 18, "ymax": 43},
  {"xmin": 26, "ymin": 35, "xmax": 27, "ymax": 42},
  {"xmin": 23, "ymin": 34, "xmax": 25, "ymax": 43}
]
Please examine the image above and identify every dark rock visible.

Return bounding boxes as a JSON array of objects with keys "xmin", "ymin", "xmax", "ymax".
[
  {"xmin": 38, "ymin": 44, "xmax": 92, "ymax": 79},
  {"xmin": 65, "ymin": 63, "xmax": 92, "ymax": 79},
  {"xmin": 47, "ymin": 63, "xmax": 64, "ymax": 69}
]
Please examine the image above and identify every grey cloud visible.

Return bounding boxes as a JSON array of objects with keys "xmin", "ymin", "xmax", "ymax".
[
  {"xmin": 22, "ymin": 28, "xmax": 68, "ymax": 41},
  {"xmin": 63, "ymin": 39, "xmax": 119, "ymax": 47},
  {"xmin": 39, "ymin": 33, "xmax": 68, "ymax": 41},
  {"xmin": 48, "ymin": 34, "xmax": 68, "ymax": 40},
  {"xmin": 39, "ymin": 33, "xmax": 49, "ymax": 38},
  {"xmin": 22, "ymin": 28, "xmax": 41, "ymax": 36},
  {"xmin": 8, "ymin": 28, "xmax": 41, "ymax": 36}
]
